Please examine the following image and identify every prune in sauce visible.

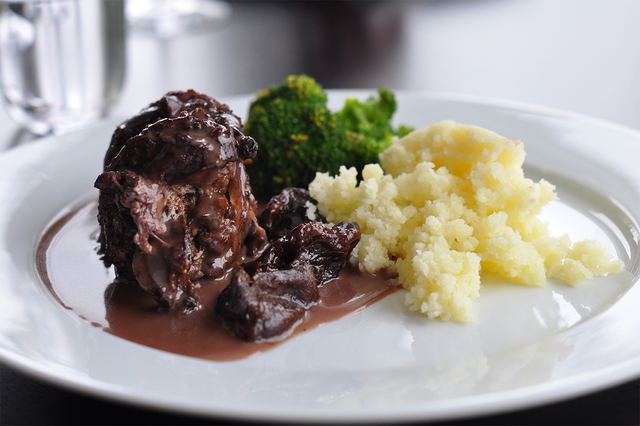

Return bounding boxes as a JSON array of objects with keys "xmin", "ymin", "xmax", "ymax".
[{"xmin": 217, "ymin": 221, "xmax": 361, "ymax": 341}]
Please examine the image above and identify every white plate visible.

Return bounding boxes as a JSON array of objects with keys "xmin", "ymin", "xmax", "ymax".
[{"xmin": 1, "ymin": 91, "xmax": 639, "ymax": 423}]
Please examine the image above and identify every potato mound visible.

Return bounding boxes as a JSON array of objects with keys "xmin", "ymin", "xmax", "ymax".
[{"xmin": 309, "ymin": 120, "xmax": 624, "ymax": 321}]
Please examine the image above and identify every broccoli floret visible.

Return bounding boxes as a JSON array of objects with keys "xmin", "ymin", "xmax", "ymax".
[
  {"xmin": 244, "ymin": 75, "xmax": 411, "ymax": 199},
  {"xmin": 245, "ymin": 75, "xmax": 347, "ymax": 199},
  {"xmin": 337, "ymin": 87, "xmax": 400, "ymax": 172}
]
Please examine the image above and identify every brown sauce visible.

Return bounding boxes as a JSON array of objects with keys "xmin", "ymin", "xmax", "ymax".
[{"xmin": 37, "ymin": 201, "xmax": 399, "ymax": 361}]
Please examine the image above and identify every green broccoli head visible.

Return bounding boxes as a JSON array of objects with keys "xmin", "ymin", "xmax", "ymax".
[
  {"xmin": 244, "ymin": 75, "xmax": 347, "ymax": 199},
  {"xmin": 244, "ymin": 75, "xmax": 412, "ymax": 199},
  {"xmin": 337, "ymin": 87, "xmax": 399, "ymax": 172}
]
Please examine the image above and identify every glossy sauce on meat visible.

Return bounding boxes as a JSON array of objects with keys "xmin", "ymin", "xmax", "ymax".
[
  {"xmin": 95, "ymin": 91, "xmax": 268, "ymax": 312},
  {"xmin": 37, "ymin": 201, "xmax": 398, "ymax": 361}
]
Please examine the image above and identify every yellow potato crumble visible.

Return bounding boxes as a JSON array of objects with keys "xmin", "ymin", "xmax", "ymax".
[{"xmin": 309, "ymin": 120, "xmax": 624, "ymax": 322}]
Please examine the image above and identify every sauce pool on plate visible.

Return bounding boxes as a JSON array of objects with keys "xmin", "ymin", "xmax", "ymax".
[{"xmin": 37, "ymin": 201, "xmax": 398, "ymax": 361}]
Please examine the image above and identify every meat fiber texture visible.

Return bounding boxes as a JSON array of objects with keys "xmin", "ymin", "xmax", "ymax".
[{"xmin": 95, "ymin": 90, "xmax": 268, "ymax": 311}]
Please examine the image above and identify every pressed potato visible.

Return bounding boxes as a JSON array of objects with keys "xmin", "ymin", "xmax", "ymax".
[{"xmin": 310, "ymin": 120, "xmax": 624, "ymax": 321}]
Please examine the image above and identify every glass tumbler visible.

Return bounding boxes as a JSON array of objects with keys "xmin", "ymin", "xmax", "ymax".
[{"xmin": 0, "ymin": 0, "xmax": 125, "ymax": 135}]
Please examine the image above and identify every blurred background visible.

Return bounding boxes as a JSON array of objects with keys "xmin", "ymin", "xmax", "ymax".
[
  {"xmin": 115, "ymin": 0, "xmax": 640, "ymax": 126},
  {"xmin": 1, "ymin": 0, "xmax": 639, "ymax": 424},
  {"xmin": 2, "ymin": 0, "xmax": 639, "ymax": 148}
]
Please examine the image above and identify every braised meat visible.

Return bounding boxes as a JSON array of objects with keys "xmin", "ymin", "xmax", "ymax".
[
  {"xmin": 95, "ymin": 90, "xmax": 268, "ymax": 311},
  {"xmin": 258, "ymin": 187, "xmax": 325, "ymax": 241},
  {"xmin": 251, "ymin": 221, "xmax": 360, "ymax": 283},
  {"xmin": 214, "ymin": 265, "xmax": 319, "ymax": 342},
  {"xmin": 95, "ymin": 90, "xmax": 363, "ymax": 343},
  {"xmin": 216, "ymin": 221, "xmax": 361, "ymax": 341}
]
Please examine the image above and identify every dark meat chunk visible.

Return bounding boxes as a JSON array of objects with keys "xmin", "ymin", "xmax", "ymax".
[
  {"xmin": 258, "ymin": 187, "xmax": 325, "ymax": 241},
  {"xmin": 216, "ymin": 221, "xmax": 361, "ymax": 341},
  {"xmin": 215, "ymin": 265, "xmax": 319, "ymax": 342},
  {"xmin": 252, "ymin": 221, "xmax": 361, "ymax": 284},
  {"xmin": 95, "ymin": 90, "xmax": 268, "ymax": 311}
]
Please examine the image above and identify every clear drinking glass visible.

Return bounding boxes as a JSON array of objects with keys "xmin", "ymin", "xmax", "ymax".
[{"xmin": 0, "ymin": 0, "xmax": 126, "ymax": 135}]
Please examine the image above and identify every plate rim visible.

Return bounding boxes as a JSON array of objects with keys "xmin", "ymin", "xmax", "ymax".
[{"xmin": 0, "ymin": 91, "xmax": 639, "ymax": 423}]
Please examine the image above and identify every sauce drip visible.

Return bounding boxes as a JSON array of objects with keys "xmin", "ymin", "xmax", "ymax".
[{"xmin": 37, "ymin": 201, "xmax": 398, "ymax": 361}]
